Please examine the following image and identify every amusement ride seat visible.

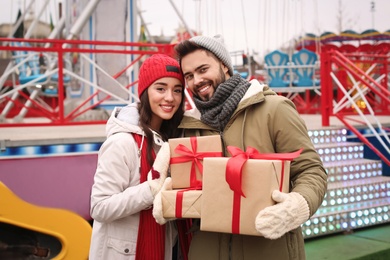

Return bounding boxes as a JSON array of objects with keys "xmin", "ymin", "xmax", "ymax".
[
  {"xmin": 264, "ymin": 50, "xmax": 291, "ymax": 87},
  {"xmin": 291, "ymin": 48, "xmax": 320, "ymax": 87}
]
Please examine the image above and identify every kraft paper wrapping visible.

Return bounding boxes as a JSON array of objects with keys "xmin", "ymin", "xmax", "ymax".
[
  {"xmin": 162, "ymin": 190, "xmax": 202, "ymax": 219},
  {"xmin": 168, "ymin": 135, "xmax": 223, "ymax": 189},
  {"xmin": 201, "ymin": 158, "xmax": 290, "ymax": 236}
]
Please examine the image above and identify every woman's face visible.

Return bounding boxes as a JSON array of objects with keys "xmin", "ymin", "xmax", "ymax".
[{"xmin": 148, "ymin": 77, "xmax": 183, "ymax": 130}]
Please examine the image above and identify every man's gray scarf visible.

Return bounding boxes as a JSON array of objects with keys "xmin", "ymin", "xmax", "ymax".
[{"xmin": 194, "ymin": 74, "xmax": 250, "ymax": 131}]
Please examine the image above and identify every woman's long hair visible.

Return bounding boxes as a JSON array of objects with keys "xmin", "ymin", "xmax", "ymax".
[{"xmin": 138, "ymin": 87, "xmax": 185, "ymax": 165}]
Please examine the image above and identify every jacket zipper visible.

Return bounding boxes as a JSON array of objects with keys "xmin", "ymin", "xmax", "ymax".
[{"xmin": 219, "ymin": 131, "xmax": 227, "ymax": 157}]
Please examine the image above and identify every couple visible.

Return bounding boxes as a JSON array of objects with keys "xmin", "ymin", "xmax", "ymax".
[{"xmin": 89, "ymin": 35, "xmax": 327, "ymax": 260}]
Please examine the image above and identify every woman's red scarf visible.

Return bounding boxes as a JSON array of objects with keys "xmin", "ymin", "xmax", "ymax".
[
  {"xmin": 132, "ymin": 133, "xmax": 192, "ymax": 260},
  {"xmin": 133, "ymin": 134, "xmax": 165, "ymax": 260}
]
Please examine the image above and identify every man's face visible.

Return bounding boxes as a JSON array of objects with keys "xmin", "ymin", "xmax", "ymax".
[{"xmin": 181, "ymin": 50, "xmax": 230, "ymax": 101}]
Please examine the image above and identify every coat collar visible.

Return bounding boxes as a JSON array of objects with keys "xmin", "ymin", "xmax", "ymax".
[{"xmin": 180, "ymin": 79, "xmax": 277, "ymax": 129}]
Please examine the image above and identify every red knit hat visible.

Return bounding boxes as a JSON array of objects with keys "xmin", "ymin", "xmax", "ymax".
[{"xmin": 138, "ymin": 54, "xmax": 184, "ymax": 97}]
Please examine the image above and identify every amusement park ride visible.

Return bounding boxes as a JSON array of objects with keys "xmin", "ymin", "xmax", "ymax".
[{"xmin": 0, "ymin": 0, "xmax": 389, "ymax": 259}]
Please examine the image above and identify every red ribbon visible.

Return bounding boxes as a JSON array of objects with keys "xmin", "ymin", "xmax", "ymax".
[
  {"xmin": 175, "ymin": 187, "xmax": 202, "ymax": 218},
  {"xmin": 225, "ymin": 146, "xmax": 302, "ymax": 234},
  {"xmin": 170, "ymin": 136, "xmax": 223, "ymax": 187}
]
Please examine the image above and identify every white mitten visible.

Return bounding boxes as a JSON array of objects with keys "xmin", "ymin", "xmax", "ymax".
[
  {"xmin": 152, "ymin": 177, "xmax": 176, "ymax": 225},
  {"xmin": 255, "ymin": 190, "xmax": 309, "ymax": 240},
  {"xmin": 147, "ymin": 142, "xmax": 170, "ymax": 197}
]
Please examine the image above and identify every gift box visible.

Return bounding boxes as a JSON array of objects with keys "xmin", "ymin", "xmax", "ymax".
[
  {"xmin": 168, "ymin": 136, "xmax": 223, "ymax": 189},
  {"xmin": 200, "ymin": 146, "xmax": 301, "ymax": 236},
  {"xmin": 162, "ymin": 189, "xmax": 202, "ymax": 219}
]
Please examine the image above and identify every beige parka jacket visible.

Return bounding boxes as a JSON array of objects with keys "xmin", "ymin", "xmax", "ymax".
[{"xmin": 178, "ymin": 80, "xmax": 327, "ymax": 260}]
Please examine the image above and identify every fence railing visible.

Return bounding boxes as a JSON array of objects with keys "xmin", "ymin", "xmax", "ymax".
[
  {"xmin": 1, "ymin": 38, "xmax": 389, "ymax": 164},
  {"xmin": 320, "ymin": 49, "xmax": 390, "ymax": 166},
  {"xmin": 0, "ymin": 38, "xmax": 178, "ymax": 126}
]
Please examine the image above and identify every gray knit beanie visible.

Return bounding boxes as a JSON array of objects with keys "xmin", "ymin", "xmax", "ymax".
[{"xmin": 190, "ymin": 34, "xmax": 234, "ymax": 76}]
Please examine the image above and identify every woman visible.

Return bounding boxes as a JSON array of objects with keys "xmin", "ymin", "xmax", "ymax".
[{"xmin": 89, "ymin": 54, "xmax": 186, "ymax": 260}]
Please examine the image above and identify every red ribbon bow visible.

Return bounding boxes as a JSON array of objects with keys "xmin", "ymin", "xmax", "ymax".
[
  {"xmin": 170, "ymin": 136, "xmax": 223, "ymax": 188},
  {"xmin": 226, "ymin": 146, "xmax": 303, "ymax": 197},
  {"xmin": 225, "ymin": 146, "xmax": 302, "ymax": 234}
]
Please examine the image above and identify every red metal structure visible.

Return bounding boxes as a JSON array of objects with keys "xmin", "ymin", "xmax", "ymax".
[
  {"xmin": 0, "ymin": 37, "xmax": 389, "ymax": 167},
  {"xmin": 0, "ymin": 37, "xmax": 178, "ymax": 126},
  {"xmin": 320, "ymin": 49, "xmax": 390, "ymax": 166}
]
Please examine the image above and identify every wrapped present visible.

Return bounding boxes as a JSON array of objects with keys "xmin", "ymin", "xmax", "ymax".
[
  {"xmin": 201, "ymin": 146, "xmax": 302, "ymax": 236},
  {"xmin": 168, "ymin": 136, "xmax": 223, "ymax": 189},
  {"xmin": 162, "ymin": 189, "xmax": 202, "ymax": 219}
]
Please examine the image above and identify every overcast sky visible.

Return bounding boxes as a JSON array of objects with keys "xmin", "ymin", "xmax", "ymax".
[
  {"xmin": 1, "ymin": 0, "xmax": 389, "ymax": 59},
  {"xmin": 140, "ymin": 0, "xmax": 390, "ymax": 57}
]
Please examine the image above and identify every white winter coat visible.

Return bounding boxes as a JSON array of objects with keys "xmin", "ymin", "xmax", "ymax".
[{"xmin": 89, "ymin": 104, "xmax": 176, "ymax": 260}]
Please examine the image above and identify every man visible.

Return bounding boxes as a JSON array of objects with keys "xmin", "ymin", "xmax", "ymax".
[{"xmin": 174, "ymin": 35, "xmax": 327, "ymax": 259}]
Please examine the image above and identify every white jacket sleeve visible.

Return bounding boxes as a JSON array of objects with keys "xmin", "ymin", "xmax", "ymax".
[{"xmin": 90, "ymin": 132, "xmax": 154, "ymax": 223}]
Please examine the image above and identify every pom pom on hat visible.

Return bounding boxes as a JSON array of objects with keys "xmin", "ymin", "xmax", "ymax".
[
  {"xmin": 190, "ymin": 34, "xmax": 234, "ymax": 76},
  {"xmin": 138, "ymin": 54, "xmax": 184, "ymax": 98}
]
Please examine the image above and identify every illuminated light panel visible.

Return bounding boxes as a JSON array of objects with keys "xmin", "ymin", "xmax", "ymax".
[
  {"xmin": 308, "ymin": 128, "xmax": 347, "ymax": 145},
  {"xmin": 324, "ymin": 160, "xmax": 382, "ymax": 184},
  {"xmin": 322, "ymin": 177, "xmax": 390, "ymax": 207},
  {"xmin": 0, "ymin": 143, "xmax": 102, "ymax": 158},
  {"xmin": 316, "ymin": 143, "xmax": 364, "ymax": 163},
  {"xmin": 303, "ymin": 198, "xmax": 390, "ymax": 239}
]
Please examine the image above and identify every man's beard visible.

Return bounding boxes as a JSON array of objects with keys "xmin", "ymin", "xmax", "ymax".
[{"xmin": 195, "ymin": 66, "xmax": 226, "ymax": 101}]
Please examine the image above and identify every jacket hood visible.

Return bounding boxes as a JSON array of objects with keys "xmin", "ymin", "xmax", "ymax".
[{"xmin": 106, "ymin": 103, "xmax": 144, "ymax": 138}]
